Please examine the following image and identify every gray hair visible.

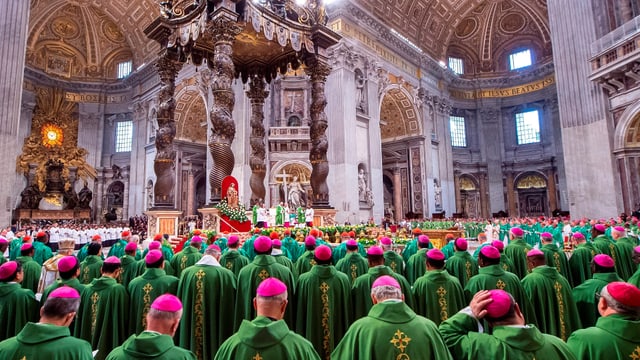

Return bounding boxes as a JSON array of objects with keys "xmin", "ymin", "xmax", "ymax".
[
  {"xmin": 601, "ymin": 286, "xmax": 640, "ymax": 319},
  {"xmin": 256, "ymin": 292, "xmax": 288, "ymax": 303},
  {"xmin": 371, "ymin": 285, "xmax": 402, "ymax": 302},
  {"xmin": 148, "ymin": 307, "xmax": 182, "ymax": 321},
  {"xmin": 204, "ymin": 247, "xmax": 221, "ymax": 256}
]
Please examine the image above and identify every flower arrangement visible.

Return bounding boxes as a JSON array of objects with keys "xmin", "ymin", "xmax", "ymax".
[{"xmin": 216, "ymin": 199, "xmax": 249, "ymax": 222}]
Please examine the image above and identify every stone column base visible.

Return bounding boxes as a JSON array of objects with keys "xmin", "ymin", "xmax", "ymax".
[
  {"xmin": 146, "ymin": 210, "xmax": 182, "ymax": 237},
  {"xmin": 198, "ymin": 207, "xmax": 221, "ymax": 233},
  {"xmin": 313, "ymin": 208, "xmax": 337, "ymax": 227}
]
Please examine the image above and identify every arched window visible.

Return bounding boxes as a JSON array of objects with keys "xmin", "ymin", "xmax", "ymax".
[{"xmin": 509, "ymin": 49, "xmax": 532, "ymax": 70}]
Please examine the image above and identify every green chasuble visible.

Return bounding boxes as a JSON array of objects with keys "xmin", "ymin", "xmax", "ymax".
[
  {"xmin": 614, "ymin": 237, "xmax": 636, "ymax": 280},
  {"xmin": 401, "ymin": 238, "xmax": 431, "ymax": 262},
  {"xmin": 499, "ymin": 253, "xmax": 516, "ymax": 274},
  {"xmin": 177, "ymin": 263, "xmax": 236, "ymax": 360},
  {"xmin": 79, "ymin": 255, "xmax": 104, "ymax": 285},
  {"xmin": 567, "ymin": 314, "xmax": 640, "ymax": 360},
  {"xmin": 214, "ymin": 316, "xmax": 320, "ymax": 360},
  {"xmin": 119, "ymin": 254, "xmax": 139, "ymax": 288},
  {"xmin": 444, "ymin": 251, "xmax": 479, "ymax": 288},
  {"xmin": 241, "ymin": 235, "xmax": 257, "ymax": 261},
  {"xmin": 331, "ymin": 243, "xmax": 347, "ymax": 263},
  {"xmin": 406, "ymin": 249, "xmax": 428, "ymax": 285},
  {"xmin": 8, "ymin": 238, "xmax": 22, "ymax": 260},
  {"xmin": 273, "ymin": 253, "xmax": 297, "ymax": 278},
  {"xmin": 252, "ymin": 204, "xmax": 258, "ymax": 225},
  {"xmin": 629, "ymin": 266, "xmax": 640, "ymax": 288},
  {"xmin": 276, "ymin": 205, "xmax": 284, "ymax": 225},
  {"xmin": 521, "ymin": 266, "xmax": 582, "ymax": 341},
  {"xmin": 41, "ymin": 278, "xmax": 86, "ymax": 333},
  {"xmin": 331, "ymin": 301, "xmax": 452, "ymax": 360},
  {"xmin": 504, "ymin": 239, "xmax": 532, "ymax": 279},
  {"xmin": 463, "ymin": 264, "xmax": 538, "ymax": 326},
  {"xmin": 0, "ymin": 322, "xmax": 93, "ymax": 360},
  {"xmin": 74, "ymin": 276, "xmax": 129, "ymax": 360},
  {"xmin": 441, "ymin": 240, "xmax": 456, "ymax": 259},
  {"xmin": 295, "ymin": 265, "xmax": 351, "ymax": 359},
  {"xmin": 294, "ymin": 250, "xmax": 316, "ymax": 276},
  {"xmin": 541, "ymin": 243, "xmax": 573, "ymax": 285},
  {"xmin": 571, "ymin": 272, "xmax": 621, "ymax": 328},
  {"xmin": 568, "ymin": 242, "xmax": 600, "ymax": 287},
  {"xmin": 0, "ymin": 282, "xmax": 39, "ymax": 342},
  {"xmin": 107, "ymin": 240, "xmax": 128, "ymax": 258},
  {"xmin": 127, "ymin": 268, "xmax": 179, "ymax": 335},
  {"xmin": 219, "ymin": 249, "xmax": 250, "ymax": 278},
  {"xmin": 282, "ymin": 236, "xmax": 302, "ymax": 262},
  {"xmin": 335, "ymin": 252, "xmax": 368, "ymax": 284},
  {"xmin": 592, "ymin": 235, "xmax": 614, "ymax": 256},
  {"xmin": 412, "ymin": 269, "xmax": 465, "ymax": 325},
  {"xmin": 106, "ymin": 331, "xmax": 195, "ymax": 360},
  {"xmin": 32, "ymin": 241, "xmax": 53, "ymax": 266},
  {"xmin": 15, "ymin": 256, "xmax": 41, "ymax": 294},
  {"xmin": 234, "ymin": 255, "xmax": 296, "ymax": 330},
  {"xmin": 351, "ymin": 265, "xmax": 415, "ymax": 320},
  {"xmin": 439, "ymin": 311, "xmax": 575, "ymax": 360},
  {"xmin": 384, "ymin": 250, "xmax": 405, "ymax": 276},
  {"xmin": 170, "ymin": 246, "xmax": 203, "ymax": 278}
]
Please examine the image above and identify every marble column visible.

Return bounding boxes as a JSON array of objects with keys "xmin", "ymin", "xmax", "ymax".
[
  {"xmin": 393, "ymin": 168, "xmax": 402, "ymax": 223},
  {"xmin": 206, "ymin": 14, "xmax": 242, "ymax": 203},
  {"xmin": 506, "ymin": 172, "xmax": 516, "ymax": 216},
  {"xmin": 546, "ymin": 168, "xmax": 558, "ymax": 213},
  {"xmin": 453, "ymin": 171, "xmax": 462, "ymax": 214},
  {"xmin": 479, "ymin": 173, "xmax": 489, "ymax": 218},
  {"xmin": 187, "ymin": 168, "xmax": 195, "ymax": 216},
  {"xmin": 247, "ymin": 77, "xmax": 269, "ymax": 205},
  {"xmin": 619, "ymin": 0, "xmax": 634, "ymax": 23},
  {"xmin": 122, "ymin": 168, "xmax": 130, "ymax": 220},
  {"xmin": 308, "ymin": 59, "xmax": 332, "ymax": 208},
  {"xmin": 153, "ymin": 56, "xmax": 183, "ymax": 208},
  {"xmin": 0, "ymin": 1, "xmax": 30, "ymax": 225}
]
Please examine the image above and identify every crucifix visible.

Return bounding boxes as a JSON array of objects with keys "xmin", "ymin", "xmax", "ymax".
[{"xmin": 275, "ymin": 169, "xmax": 292, "ymax": 206}]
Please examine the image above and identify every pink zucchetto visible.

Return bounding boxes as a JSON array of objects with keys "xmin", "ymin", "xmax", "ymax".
[
  {"xmin": 593, "ymin": 254, "xmax": 615, "ymax": 268},
  {"xmin": 418, "ymin": 235, "xmax": 430, "ymax": 244},
  {"xmin": 491, "ymin": 240, "xmax": 505, "ymax": 251},
  {"xmin": 0, "ymin": 261, "xmax": 18, "ymax": 281},
  {"xmin": 635, "ymin": 246, "xmax": 640, "ymax": 254},
  {"xmin": 254, "ymin": 236, "xmax": 272, "ymax": 252},
  {"xmin": 125, "ymin": 242, "xmax": 137, "ymax": 252},
  {"xmin": 304, "ymin": 236, "xmax": 317, "ymax": 247},
  {"xmin": 485, "ymin": 289, "xmax": 513, "ymax": 319},
  {"xmin": 613, "ymin": 226, "xmax": 626, "ymax": 233},
  {"xmin": 572, "ymin": 232, "xmax": 585, "ymax": 240},
  {"xmin": 346, "ymin": 239, "xmax": 358, "ymax": 247},
  {"xmin": 207, "ymin": 244, "xmax": 221, "ymax": 252},
  {"xmin": 151, "ymin": 294, "xmax": 183, "ymax": 312},
  {"xmin": 145, "ymin": 250, "xmax": 163, "ymax": 265},
  {"xmin": 380, "ymin": 237, "xmax": 392, "ymax": 246},
  {"xmin": 0, "ymin": 237, "xmax": 7, "ymax": 245},
  {"xmin": 372, "ymin": 275, "xmax": 400, "ymax": 289},
  {"xmin": 148, "ymin": 241, "xmax": 161, "ymax": 250},
  {"xmin": 190, "ymin": 235, "xmax": 203, "ymax": 244},
  {"xmin": 606, "ymin": 282, "xmax": 640, "ymax": 308},
  {"xmin": 49, "ymin": 286, "xmax": 80, "ymax": 299},
  {"xmin": 227, "ymin": 235, "xmax": 239, "ymax": 246},
  {"xmin": 480, "ymin": 246, "xmax": 501, "ymax": 260},
  {"xmin": 272, "ymin": 239, "xmax": 282, "ymax": 247},
  {"xmin": 314, "ymin": 245, "xmax": 332, "ymax": 261},
  {"xmin": 540, "ymin": 232, "xmax": 553, "ymax": 239},
  {"xmin": 426, "ymin": 249, "xmax": 445, "ymax": 261},
  {"xmin": 526, "ymin": 249, "xmax": 544, "ymax": 257},
  {"xmin": 20, "ymin": 243, "xmax": 33, "ymax": 252},
  {"xmin": 455, "ymin": 238, "xmax": 468, "ymax": 251},
  {"xmin": 367, "ymin": 246, "xmax": 384, "ymax": 256},
  {"xmin": 594, "ymin": 224, "xmax": 606, "ymax": 232},
  {"xmin": 104, "ymin": 256, "xmax": 121, "ymax": 265},
  {"xmin": 58, "ymin": 256, "xmax": 78, "ymax": 272},
  {"xmin": 510, "ymin": 227, "xmax": 524, "ymax": 237},
  {"xmin": 257, "ymin": 277, "xmax": 287, "ymax": 297}
]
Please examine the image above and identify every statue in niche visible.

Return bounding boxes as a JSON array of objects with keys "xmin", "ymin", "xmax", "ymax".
[
  {"xmin": 355, "ymin": 69, "xmax": 367, "ymax": 113},
  {"xmin": 63, "ymin": 188, "xmax": 78, "ymax": 209},
  {"xmin": 288, "ymin": 176, "xmax": 306, "ymax": 209},
  {"xmin": 146, "ymin": 182, "xmax": 154, "ymax": 209},
  {"xmin": 77, "ymin": 183, "xmax": 93, "ymax": 209},
  {"xmin": 112, "ymin": 164, "xmax": 122, "ymax": 179},
  {"xmin": 434, "ymin": 179, "xmax": 442, "ymax": 211},
  {"xmin": 358, "ymin": 168, "xmax": 374, "ymax": 207},
  {"xmin": 19, "ymin": 184, "xmax": 41, "ymax": 209}
]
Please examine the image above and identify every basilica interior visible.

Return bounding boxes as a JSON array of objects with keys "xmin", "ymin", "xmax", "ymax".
[{"xmin": 2, "ymin": 0, "xmax": 640, "ymax": 229}]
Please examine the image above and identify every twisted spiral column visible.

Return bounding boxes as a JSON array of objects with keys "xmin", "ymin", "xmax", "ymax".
[
  {"xmin": 247, "ymin": 77, "xmax": 269, "ymax": 204},
  {"xmin": 308, "ymin": 60, "xmax": 332, "ymax": 207}
]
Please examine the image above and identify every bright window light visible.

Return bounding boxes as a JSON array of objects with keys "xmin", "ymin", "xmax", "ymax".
[
  {"xmin": 509, "ymin": 49, "xmax": 532, "ymax": 70},
  {"xmin": 448, "ymin": 57, "xmax": 464, "ymax": 75},
  {"xmin": 449, "ymin": 116, "xmax": 467, "ymax": 147},
  {"xmin": 117, "ymin": 61, "xmax": 132, "ymax": 79},
  {"xmin": 515, "ymin": 110, "xmax": 540, "ymax": 145},
  {"xmin": 115, "ymin": 121, "xmax": 133, "ymax": 152}
]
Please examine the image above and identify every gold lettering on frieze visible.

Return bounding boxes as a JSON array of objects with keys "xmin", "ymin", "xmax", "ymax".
[
  {"xmin": 450, "ymin": 76, "xmax": 555, "ymax": 99},
  {"xmin": 64, "ymin": 92, "xmax": 128, "ymax": 104}
]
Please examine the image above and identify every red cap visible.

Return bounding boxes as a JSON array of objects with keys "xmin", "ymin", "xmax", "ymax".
[
  {"xmin": 36, "ymin": 231, "xmax": 46, "ymax": 238},
  {"xmin": 346, "ymin": 239, "xmax": 358, "ymax": 247},
  {"xmin": 58, "ymin": 256, "xmax": 78, "ymax": 272},
  {"xmin": 190, "ymin": 235, "xmax": 202, "ymax": 244},
  {"xmin": 49, "ymin": 286, "xmax": 80, "ymax": 299},
  {"xmin": 372, "ymin": 275, "xmax": 400, "ymax": 289},
  {"xmin": 304, "ymin": 236, "xmax": 317, "ymax": 247},
  {"xmin": 455, "ymin": 238, "xmax": 468, "ymax": 251},
  {"xmin": 91, "ymin": 234, "xmax": 101, "ymax": 241},
  {"xmin": 418, "ymin": 235, "xmax": 430, "ymax": 244},
  {"xmin": 151, "ymin": 294, "xmax": 182, "ymax": 312},
  {"xmin": 315, "ymin": 245, "xmax": 332, "ymax": 261},
  {"xmin": 485, "ymin": 289, "xmax": 512, "ymax": 318},
  {"xmin": 572, "ymin": 232, "xmax": 585, "ymax": 240},
  {"xmin": 367, "ymin": 246, "xmax": 384, "ymax": 256},
  {"xmin": 412, "ymin": 228, "xmax": 422, "ymax": 235},
  {"xmin": 510, "ymin": 227, "xmax": 524, "ymax": 237},
  {"xmin": 22, "ymin": 236, "xmax": 31, "ymax": 242},
  {"xmin": 606, "ymin": 282, "xmax": 640, "ymax": 307},
  {"xmin": 193, "ymin": 229, "xmax": 202, "ymax": 235},
  {"xmin": 153, "ymin": 234, "xmax": 163, "ymax": 241},
  {"xmin": 284, "ymin": 229, "xmax": 291, "ymax": 235},
  {"xmin": 270, "ymin": 232, "xmax": 279, "ymax": 240},
  {"xmin": 121, "ymin": 230, "xmax": 131, "ymax": 238},
  {"xmin": 445, "ymin": 233, "xmax": 455, "ymax": 240},
  {"xmin": 148, "ymin": 241, "xmax": 161, "ymax": 250},
  {"xmin": 257, "ymin": 277, "xmax": 287, "ymax": 297},
  {"xmin": 104, "ymin": 256, "xmax": 121, "ymax": 265},
  {"xmin": 540, "ymin": 232, "xmax": 552, "ymax": 239},
  {"xmin": 491, "ymin": 240, "xmax": 504, "ymax": 251},
  {"xmin": 594, "ymin": 224, "xmax": 606, "ymax": 232},
  {"xmin": 145, "ymin": 250, "xmax": 163, "ymax": 264},
  {"xmin": 340, "ymin": 232, "xmax": 349, "ymax": 237},
  {"xmin": 527, "ymin": 249, "xmax": 544, "ymax": 257},
  {"xmin": 309, "ymin": 229, "xmax": 319, "ymax": 237},
  {"xmin": 480, "ymin": 246, "xmax": 501, "ymax": 260},
  {"xmin": 254, "ymin": 236, "xmax": 272, "ymax": 252},
  {"xmin": 20, "ymin": 243, "xmax": 33, "ymax": 252},
  {"xmin": 380, "ymin": 237, "xmax": 392, "ymax": 246},
  {"xmin": 227, "ymin": 235, "xmax": 239, "ymax": 246},
  {"xmin": 125, "ymin": 242, "xmax": 137, "ymax": 252},
  {"xmin": 426, "ymin": 249, "xmax": 445, "ymax": 261},
  {"xmin": 593, "ymin": 254, "xmax": 615, "ymax": 268},
  {"xmin": 207, "ymin": 244, "xmax": 221, "ymax": 252},
  {"xmin": 0, "ymin": 261, "xmax": 18, "ymax": 280},
  {"xmin": 348, "ymin": 231, "xmax": 356, "ymax": 238},
  {"xmin": 253, "ymin": 228, "xmax": 261, "ymax": 234},
  {"xmin": 272, "ymin": 239, "xmax": 282, "ymax": 247}
]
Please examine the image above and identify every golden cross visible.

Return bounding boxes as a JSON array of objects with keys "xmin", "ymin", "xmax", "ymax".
[
  {"xmin": 496, "ymin": 279, "xmax": 506, "ymax": 290},
  {"xmin": 554, "ymin": 281, "xmax": 562, "ymax": 292},
  {"xmin": 143, "ymin": 283, "xmax": 153, "ymax": 294},
  {"xmin": 389, "ymin": 329, "xmax": 412, "ymax": 352},
  {"xmin": 195, "ymin": 269, "xmax": 205, "ymax": 280},
  {"xmin": 437, "ymin": 286, "xmax": 447, "ymax": 297},
  {"xmin": 258, "ymin": 269, "xmax": 270, "ymax": 280},
  {"xmin": 253, "ymin": 353, "xmax": 263, "ymax": 360},
  {"xmin": 630, "ymin": 346, "xmax": 640, "ymax": 360},
  {"xmin": 320, "ymin": 282, "xmax": 329, "ymax": 293}
]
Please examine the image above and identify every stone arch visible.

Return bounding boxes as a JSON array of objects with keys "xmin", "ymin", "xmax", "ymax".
[
  {"xmin": 612, "ymin": 101, "xmax": 640, "ymax": 212},
  {"xmin": 379, "ymin": 85, "xmax": 422, "ymax": 141},
  {"xmin": 459, "ymin": 174, "xmax": 481, "ymax": 218},
  {"xmin": 271, "ymin": 161, "xmax": 312, "ymax": 208},
  {"xmin": 174, "ymin": 85, "xmax": 208, "ymax": 144},
  {"xmin": 514, "ymin": 171, "xmax": 548, "ymax": 217},
  {"xmin": 614, "ymin": 101, "xmax": 640, "ymax": 150}
]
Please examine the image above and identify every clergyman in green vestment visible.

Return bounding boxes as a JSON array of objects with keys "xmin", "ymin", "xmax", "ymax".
[
  {"xmin": 0, "ymin": 261, "xmax": 39, "ymax": 342},
  {"xmin": 219, "ymin": 235, "xmax": 250, "ymax": 278},
  {"xmin": 567, "ymin": 282, "xmax": 640, "ymax": 360},
  {"xmin": 16, "ymin": 243, "xmax": 41, "ymax": 294},
  {"xmin": 40, "ymin": 255, "xmax": 85, "ymax": 334},
  {"xmin": 503, "ymin": 227, "xmax": 532, "ymax": 279},
  {"xmin": 294, "ymin": 236, "xmax": 318, "ymax": 276},
  {"xmin": 439, "ymin": 289, "xmax": 575, "ymax": 360},
  {"xmin": 380, "ymin": 237, "xmax": 404, "ymax": 276},
  {"xmin": 106, "ymin": 294, "xmax": 196, "ymax": 360},
  {"xmin": 79, "ymin": 242, "xmax": 104, "ymax": 284},
  {"xmin": 444, "ymin": 238, "xmax": 479, "ymax": 288},
  {"xmin": 215, "ymin": 278, "xmax": 320, "ymax": 360},
  {"xmin": 571, "ymin": 254, "xmax": 622, "ymax": 328},
  {"xmin": 170, "ymin": 235, "xmax": 204, "ymax": 278},
  {"xmin": 540, "ymin": 232, "xmax": 573, "ymax": 285},
  {"xmin": 405, "ymin": 235, "xmax": 431, "ymax": 285},
  {"xmin": 568, "ymin": 232, "xmax": 600, "ymax": 287},
  {"xmin": 0, "ymin": 286, "xmax": 93, "ymax": 360},
  {"xmin": 335, "ymin": 239, "xmax": 368, "ymax": 284},
  {"xmin": 628, "ymin": 246, "xmax": 640, "ymax": 287},
  {"xmin": 332, "ymin": 275, "xmax": 452, "ymax": 360}
]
